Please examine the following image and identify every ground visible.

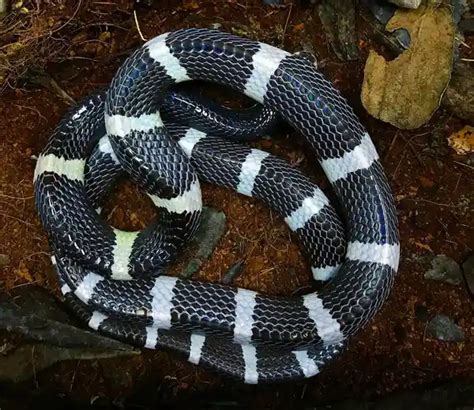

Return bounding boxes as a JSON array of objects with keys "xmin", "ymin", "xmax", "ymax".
[{"xmin": 0, "ymin": 0, "xmax": 473, "ymax": 407}]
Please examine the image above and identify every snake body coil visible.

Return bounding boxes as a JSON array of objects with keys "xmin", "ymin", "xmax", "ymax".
[{"xmin": 34, "ymin": 28, "xmax": 399, "ymax": 383}]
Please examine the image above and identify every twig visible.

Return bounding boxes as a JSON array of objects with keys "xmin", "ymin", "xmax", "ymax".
[
  {"xmin": 405, "ymin": 198, "xmax": 457, "ymax": 208},
  {"xmin": 399, "ymin": 134, "xmax": 425, "ymax": 167},
  {"xmin": 133, "ymin": 10, "xmax": 147, "ymax": 42},
  {"xmin": 69, "ymin": 360, "xmax": 80, "ymax": 392},
  {"xmin": 51, "ymin": 0, "xmax": 83, "ymax": 35},
  {"xmin": 49, "ymin": 77, "xmax": 76, "ymax": 106},
  {"xmin": 281, "ymin": 3, "xmax": 293, "ymax": 45},
  {"xmin": 454, "ymin": 173, "xmax": 462, "ymax": 193},
  {"xmin": 31, "ymin": 345, "xmax": 39, "ymax": 389},
  {"xmin": 384, "ymin": 132, "xmax": 399, "ymax": 161},
  {"xmin": 0, "ymin": 193, "xmax": 34, "ymax": 200},
  {"xmin": 454, "ymin": 161, "xmax": 474, "ymax": 171},
  {"xmin": 12, "ymin": 281, "xmax": 40, "ymax": 289},
  {"xmin": 0, "ymin": 212, "xmax": 35, "ymax": 226},
  {"xmin": 391, "ymin": 149, "xmax": 406, "ymax": 180},
  {"xmin": 13, "ymin": 104, "xmax": 47, "ymax": 122}
]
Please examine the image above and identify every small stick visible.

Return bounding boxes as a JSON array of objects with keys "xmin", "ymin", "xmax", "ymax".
[
  {"xmin": 281, "ymin": 3, "xmax": 293, "ymax": 45},
  {"xmin": 134, "ymin": 10, "xmax": 147, "ymax": 42}
]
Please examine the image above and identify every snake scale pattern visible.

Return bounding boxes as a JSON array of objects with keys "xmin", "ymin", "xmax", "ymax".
[{"xmin": 34, "ymin": 28, "xmax": 400, "ymax": 383}]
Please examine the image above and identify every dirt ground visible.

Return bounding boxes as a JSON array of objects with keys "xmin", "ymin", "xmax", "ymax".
[{"xmin": 0, "ymin": 0, "xmax": 473, "ymax": 408}]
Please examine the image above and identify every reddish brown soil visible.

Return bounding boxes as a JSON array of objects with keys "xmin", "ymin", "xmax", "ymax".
[{"xmin": 0, "ymin": 0, "xmax": 473, "ymax": 407}]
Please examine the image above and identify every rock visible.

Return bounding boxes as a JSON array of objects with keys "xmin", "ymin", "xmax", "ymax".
[
  {"xmin": 443, "ymin": 62, "xmax": 474, "ymax": 123},
  {"xmin": 318, "ymin": 0, "xmax": 359, "ymax": 61},
  {"xmin": 361, "ymin": 2, "xmax": 455, "ymax": 129},
  {"xmin": 426, "ymin": 314, "xmax": 464, "ymax": 342},
  {"xmin": 362, "ymin": 0, "xmax": 411, "ymax": 48},
  {"xmin": 0, "ymin": 342, "xmax": 138, "ymax": 383},
  {"xmin": 387, "ymin": 0, "xmax": 422, "ymax": 9},
  {"xmin": 0, "ymin": 253, "xmax": 9, "ymax": 266},
  {"xmin": 180, "ymin": 206, "xmax": 226, "ymax": 278},
  {"xmin": 459, "ymin": 17, "xmax": 474, "ymax": 33},
  {"xmin": 424, "ymin": 254, "xmax": 463, "ymax": 286},
  {"xmin": 363, "ymin": 0, "xmax": 398, "ymax": 24},
  {"xmin": 362, "ymin": 0, "xmax": 474, "ymax": 123},
  {"xmin": 451, "ymin": 0, "xmax": 470, "ymax": 24},
  {"xmin": 462, "ymin": 253, "xmax": 474, "ymax": 297},
  {"xmin": 0, "ymin": 287, "xmax": 139, "ymax": 382},
  {"xmin": 222, "ymin": 260, "xmax": 245, "ymax": 285}
]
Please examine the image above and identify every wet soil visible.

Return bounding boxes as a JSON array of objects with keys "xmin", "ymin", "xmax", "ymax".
[{"xmin": 0, "ymin": 0, "xmax": 473, "ymax": 407}]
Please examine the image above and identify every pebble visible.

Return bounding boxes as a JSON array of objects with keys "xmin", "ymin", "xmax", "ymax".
[
  {"xmin": 462, "ymin": 253, "xmax": 474, "ymax": 297},
  {"xmin": 222, "ymin": 260, "xmax": 245, "ymax": 285},
  {"xmin": 426, "ymin": 315, "xmax": 465, "ymax": 342},
  {"xmin": 424, "ymin": 254, "xmax": 463, "ymax": 286}
]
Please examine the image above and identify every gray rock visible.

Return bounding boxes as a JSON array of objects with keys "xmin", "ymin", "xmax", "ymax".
[
  {"xmin": 426, "ymin": 314, "xmax": 465, "ymax": 342},
  {"xmin": 363, "ymin": 0, "xmax": 397, "ymax": 24},
  {"xmin": 361, "ymin": 0, "xmax": 410, "ymax": 54},
  {"xmin": 0, "ymin": 287, "xmax": 139, "ymax": 382},
  {"xmin": 424, "ymin": 254, "xmax": 463, "ymax": 286},
  {"xmin": 222, "ymin": 260, "xmax": 245, "ymax": 285},
  {"xmin": 0, "ymin": 342, "xmax": 139, "ymax": 383},
  {"xmin": 462, "ymin": 253, "xmax": 474, "ymax": 297},
  {"xmin": 180, "ymin": 206, "xmax": 226, "ymax": 278},
  {"xmin": 318, "ymin": 0, "xmax": 360, "ymax": 61},
  {"xmin": 443, "ymin": 61, "xmax": 474, "ymax": 123}
]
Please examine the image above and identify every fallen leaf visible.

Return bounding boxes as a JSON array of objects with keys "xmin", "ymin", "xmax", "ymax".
[
  {"xmin": 448, "ymin": 125, "xmax": 474, "ymax": 155},
  {"xmin": 414, "ymin": 242, "xmax": 433, "ymax": 252},
  {"xmin": 182, "ymin": 0, "xmax": 199, "ymax": 10},
  {"xmin": 99, "ymin": 31, "xmax": 111, "ymax": 42},
  {"xmin": 361, "ymin": 3, "xmax": 455, "ymax": 129},
  {"xmin": 14, "ymin": 261, "xmax": 33, "ymax": 283},
  {"xmin": 293, "ymin": 23, "xmax": 305, "ymax": 32}
]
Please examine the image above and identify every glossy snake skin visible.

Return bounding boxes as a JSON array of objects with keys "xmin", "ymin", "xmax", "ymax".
[{"xmin": 34, "ymin": 28, "xmax": 400, "ymax": 383}]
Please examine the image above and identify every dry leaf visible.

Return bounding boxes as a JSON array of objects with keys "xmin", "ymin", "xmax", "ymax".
[
  {"xmin": 293, "ymin": 23, "xmax": 305, "ymax": 32},
  {"xmin": 183, "ymin": 0, "xmax": 199, "ymax": 10},
  {"xmin": 14, "ymin": 261, "xmax": 33, "ymax": 283},
  {"xmin": 414, "ymin": 241, "xmax": 433, "ymax": 252},
  {"xmin": 448, "ymin": 125, "xmax": 474, "ymax": 155},
  {"xmin": 361, "ymin": 3, "xmax": 455, "ymax": 129}
]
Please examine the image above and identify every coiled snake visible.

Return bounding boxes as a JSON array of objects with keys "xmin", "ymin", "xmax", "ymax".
[{"xmin": 34, "ymin": 28, "xmax": 400, "ymax": 383}]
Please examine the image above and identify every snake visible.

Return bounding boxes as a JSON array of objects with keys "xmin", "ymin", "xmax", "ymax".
[{"xmin": 34, "ymin": 28, "xmax": 400, "ymax": 383}]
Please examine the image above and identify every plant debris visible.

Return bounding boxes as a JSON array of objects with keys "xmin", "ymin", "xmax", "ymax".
[{"xmin": 448, "ymin": 125, "xmax": 474, "ymax": 155}]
